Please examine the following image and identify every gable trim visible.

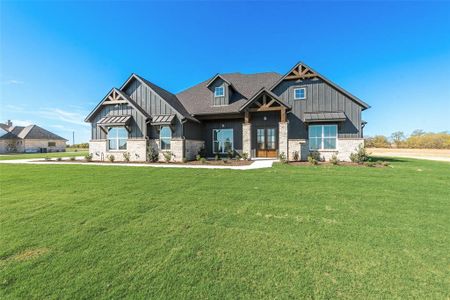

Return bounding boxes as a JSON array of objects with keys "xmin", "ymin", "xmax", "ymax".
[
  {"xmin": 239, "ymin": 88, "xmax": 291, "ymax": 112},
  {"xmin": 270, "ymin": 62, "xmax": 370, "ymax": 110}
]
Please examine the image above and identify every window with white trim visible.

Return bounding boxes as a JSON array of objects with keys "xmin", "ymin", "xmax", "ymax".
[
  {"xmin": 160, "ymin": 126, "xmax": 171, "ymax": 150},
  {"xmin": 107, "ymin": 127, "xmax": 128, "ymax": 150},
  {"xmin": 214, "ymin": 86, "xmax": 224, "ymax": 97},
  {"xmin": 213, "ymin": 129, "xmax": 233, "ymax": 154},
  {"xmin": 309, "ymin": 124, "xmax": 337, "ymax": 150},
  {"xmin": 294, "ymin": 87, "xmax": 306, "ymax": 100}
]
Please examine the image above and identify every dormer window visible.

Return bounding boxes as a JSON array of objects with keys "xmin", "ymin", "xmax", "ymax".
[
  {"xmin": 215, "ymin": 86, "xmax": 224, "ymax": 97},
  {"xmin": 294, "ymin": 87, "xmax": 306, "ymax": 100}
]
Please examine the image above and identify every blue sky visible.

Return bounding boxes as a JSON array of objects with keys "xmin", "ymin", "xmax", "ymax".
[{"xmin": 1, "ymin": 1, "xmax": 449, "ymax": 143}]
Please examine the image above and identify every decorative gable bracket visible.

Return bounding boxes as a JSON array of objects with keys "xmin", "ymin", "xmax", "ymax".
[{"xmin": 284, "ymin": 64, "xmax": 318, "ymax": 81}]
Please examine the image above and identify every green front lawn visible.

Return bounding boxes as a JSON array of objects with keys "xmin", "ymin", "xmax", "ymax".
[
  {"xmin": 0, "ymin": 151, "xmax": 87, "ymax": 161},
  {"xmin": 1, "ymin": 159, "xmax": 449, "ymax": 298}
]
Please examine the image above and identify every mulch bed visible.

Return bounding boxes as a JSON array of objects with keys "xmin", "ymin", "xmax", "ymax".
[
  {"xmin": 37, "ymin": 159, "xmax": 252, "ymax": 166},
  {"xmin": 287, "ymin": 161, "xmax": 388, "ymax": 168}
]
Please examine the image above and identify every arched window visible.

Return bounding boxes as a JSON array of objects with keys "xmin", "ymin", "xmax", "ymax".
[{"xmin": 160, "ymin": 126, "xmax": 171, "ymax": 150}]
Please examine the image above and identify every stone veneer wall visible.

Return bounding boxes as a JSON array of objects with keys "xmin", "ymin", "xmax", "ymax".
[
  {"xmin": 287, "ymin": 139, "xmax": 307, "ymax": 161},
  {"xmin": 288, "ymin": 138, "xmax": 364, "ymax": 162},
  {"xmin": 89, "ymin": 139, "xmax": 147, "ymax": 162},
  {"xmin": 278, "ymin": 122, "xmax": 288, "ymax": 158},
  {"xmin": 148, "ymin": 138, "xmax": 185, "ymax": 162},
  {"xmin": 23, "ymin": 140, "xmax": 66, "ymax": 152},
  {"xmin": 242, "ymin": 123, "xmax": 251, "ymax": 158},
  {"xmin": 185, "ymin": 140, "xmax": 204, "ymax": 161}
]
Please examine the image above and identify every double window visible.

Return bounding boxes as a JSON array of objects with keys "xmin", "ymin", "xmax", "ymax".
[
  {"xmin": 213, "ymin": 129, "xmax": 233, "ymax": 154},
  {"xmin": 108, "ymin": 127, "xmax": 128, "ymax": 150},
  {"xmin": 309, "ymin": 124, "xmax": 337, "ymax": 150},
  {"xmin": 294, "ymin": 87, "xmax": 306, "ymax": 100},
  {"xmin": 160, "ymin": 126, "xmax": 172, "ymax": 150},
  {"xmin": 214, "ymin": 86, "xmax": 224, "ymax": 97}
]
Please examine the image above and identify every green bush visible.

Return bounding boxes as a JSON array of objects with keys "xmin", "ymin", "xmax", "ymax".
[
  {"xmin": 279, "ymin": 152, "xmax": 287, "ymax": 164},
  {"xmin": 365, "ymin": 161, "xmax": 376, "ymax": 167},
  {"xmin": 197, "ymin": 147, "xmax": 207, "ymax": 158},
  {"xmin": 214, "ymin": 154, "xmax": 219, "ymax": 161},
  {"xmin": 222, "ymin": 159, "xmax": 228, "ymax": 164},
  {"xmin": 227, "ymin": 150, "xmax": 234, "ymax": 159},
  {"xmin": 107, "ymin": 155, "xmax": 115, "ymax": 163},
  {"xmin": 200, "ymin": 157, "xmax": 207, "ymax": 164},
  {"xmin": 163, "ymin": 151, "xmax": 173, "ymax": 163},
  {"xmin": 241, "ymin": 152, "xmax": 249, "ymax": 161},
  {"xmin": 292, "ymin": 151, "xmax": 299, "ymax": 161},
  {"xmin": 196, "ymin": 154, "xmax": 201, "ymax": 161},
  {"xmin": 69, "ymin": 156, "xmax": 76, "ymax": 161},
  {"xmin": 330, "ymin": 154, "xmax": 339, "ymax": 165},
  {"xmin": 56, "ymin": 157, "xmax": 62, "ymax": 161},
  {"xmin": 123, "ymin": 152, "xmax": 131, "ymax": 163},
  {"xmin": 307, "ymin": 155, "xmax": 318, "ymax": 165},
  {"xmin": 349, "ymin": 145, "xmax": 370, "ymax": 164},
  {"xmin": 182, "ymin": 158, "xmax": 188, "ymax": 163},
  {"xmin": 84, "ymin": 154, "xmax": 93, "ymax": 162},
  {"xmin": 308, "ymin": 151, "xmax": 322, "ymax": 161},
  {"xmin": 147, "ymin": 147, "xmax": 159, "ymax": 162}
]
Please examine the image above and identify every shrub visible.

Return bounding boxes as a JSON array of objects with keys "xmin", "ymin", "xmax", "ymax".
[
  {"xmin": 163, "ymin": 151, "xmax": 173, "ymax": 163},
  {"xmin": 123, "ymin": 152, "xmax": 131, "ymax": 163},
  {"xmin": 44, "ymin": 157, "xmax": 51, "ymax": 161},
  {"xmin": 349, "ymin": 145, "xmax": 370, "ymax": 164},
  {"xmin": 70, "ymin": 156, "xmax": 76, "ymax": 161},
  {"xmin": 227, "ymin": 150, "xmax": 234, "ymax": 159},
  {"xmin": 214, "ymin": 154, "xmax": 219, "ymax": 161},
  {"xmin": 307, "ymin": 155, "xmax": 318, "ymax": 165},
  {"xmin": 107, "ymin": 154, "xmax": 115, "ymax": 162},
  {"xmin": 365, "ymin": 161, "xmax": 376, "ymax": 167},
  {"xmin": 147, "ymin": 147, "xmax": 159, "ymax": 163},
  {"xmin": 182, "ymin": 158, "xmax": 188, "ymax": 163},
  {"xmin": 197, "ymin": 147, "xmax": 207, "ymax": 158},
  {"xmin": 222, "ymin": 159, "xmax": 228, "ymax": 164},
  {"xmin": 279, "ymin": 152, "xmax": 287, "ymax": 164},
  {"xmin": 56, "ymin": 157, "xmax": 62, "ymax": 161},
  {"xmin": 381, "ymin": 161, "xmax": 390, "ymax": 167},
  {"xmin": 292, "ymin": 151, "xmax": 299, "ymax": 161},
  {"xmin": 196, "ymin": 154, "xmax": 201, "ymax": 161},
  {"xmin": 330, "ymin": 154, "xmax": 339, "ymax": 165},
  {"xmin": 200, "ymin": 157, "xmax": 207, "ymax": 164},
  {"xmin": 241, "ymin": 152, "xmax": 249, "ymax": 161},
  {"xmin": 84, "ymin": 154, "xmax": 93, "ymax": 162},
  {"xmin": 309, "ymin": 151, "xmax": 322, "ymax": 161}
]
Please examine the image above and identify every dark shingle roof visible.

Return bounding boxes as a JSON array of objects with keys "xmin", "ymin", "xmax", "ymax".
[
  {"xmin": 0, "ymin": 125, "xmax": 66, "ymax": 141},
  {"xmin": 19, "ymin": 125, "xmax": 67, "ymax": 140},
  {"xmin": 176, "ymin": 72, "xmax": 282, "ymax": 115},
  {"xmin": 133, "ymin": 74, "xmax": 197, "ymax": 122}
]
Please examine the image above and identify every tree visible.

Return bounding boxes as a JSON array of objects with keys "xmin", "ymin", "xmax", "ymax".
[
  {"xmin": 411, "ymin": 129, "xmax": 425, "ymax": 137},
  {"xmin": 390, "ymin": 131, "xmax": 405, "ymax": 147}
]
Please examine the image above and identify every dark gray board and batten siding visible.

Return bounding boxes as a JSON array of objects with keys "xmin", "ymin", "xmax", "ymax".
[
  {"xmin": 91, "ymin": 78, "xmax": 184, "ymax": 140},
  {"xmin": 272, "ymin": 78, "xmax": 363, "ymax": 139},
  {"xmin": 209, "ymin": 78, "xmax": 230, "ymax": 106}
]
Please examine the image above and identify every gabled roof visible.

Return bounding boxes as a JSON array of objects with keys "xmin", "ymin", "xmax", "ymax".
[
  {"xmin": 85, "ymin": 88, "xmax": 150, "ymax": 122},
  {"xmin": 176, "ymin": 72, "xmax": 282, "ymax": 115},
  {"xmin": 0, "ymin": 125, "xmax": 67, "ymax": 141},
  {"xmin": 270, "ymin": 62, "xmax": 370, "ymax": 110},
  {"xmin": 123, "ymin": 74, "xmax": 197, "ymax": 122},
  {"xmin": 206, "ymin": 74, "xmax": 233, "ymax": 88},
  {"xmin": 239, "ymin": 88, "xmax": 290, "ymax": 112}
]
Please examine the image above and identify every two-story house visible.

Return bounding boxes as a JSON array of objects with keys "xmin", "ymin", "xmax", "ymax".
[{"xmin": 85, "ymin": 62, "xmax": 369, "ymax": 162}]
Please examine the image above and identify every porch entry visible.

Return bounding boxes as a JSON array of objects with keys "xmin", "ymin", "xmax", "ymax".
[{"xmin": 256, "ymin": 127, "xmax": 277, "ymax": 158}]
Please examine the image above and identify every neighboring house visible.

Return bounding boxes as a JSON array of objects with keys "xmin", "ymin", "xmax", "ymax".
[
  {"xmin": 0, "ymin": 120, "xmax": 67, "ymax": 153},
  {"xmin": 85, "ymin": 62, "xmax": 369, "ymax": 162}
]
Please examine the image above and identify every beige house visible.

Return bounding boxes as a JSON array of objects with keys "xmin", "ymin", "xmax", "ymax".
[{"xmin": 0, "ymin": 120, "xmax": 67, "ymax": 153}]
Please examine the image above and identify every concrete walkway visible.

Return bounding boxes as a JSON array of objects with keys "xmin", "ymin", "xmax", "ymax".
[{"xmin": 0, "ymin": 157, "xmax": 277, "ymax": 170}]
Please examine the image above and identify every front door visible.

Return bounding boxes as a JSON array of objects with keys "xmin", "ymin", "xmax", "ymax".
[{"xmin": 256, "ymin": 128, "xmax": 277, "ymax": 157}]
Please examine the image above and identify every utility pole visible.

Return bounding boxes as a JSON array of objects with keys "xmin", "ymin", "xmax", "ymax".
[{"xmin": 72, "ymin": 131, "xmax": 75, "ymax": 146}]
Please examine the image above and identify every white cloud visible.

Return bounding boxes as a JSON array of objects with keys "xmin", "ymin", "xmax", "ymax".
[
  {"xmin": 36, "ymin": 108, "xmax": 89, "ymax": 127},
  {"xmin": 4, "ymin": 104, "xmax": 25, "ymax": 112},
  {"xmin": 11, "ymin": 119, "xmax": 33, "ymax": 126},
  {"xmin": 2, "ymin": 80, "xmax": 24, "ymax": 85}
]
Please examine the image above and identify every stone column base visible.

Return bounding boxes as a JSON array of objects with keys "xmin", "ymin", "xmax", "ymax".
[{"xmin": 242, "ymin": 123, "xmax": 251, "ymax": 158}]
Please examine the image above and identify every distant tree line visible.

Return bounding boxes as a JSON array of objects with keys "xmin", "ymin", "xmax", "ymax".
[
  {"xmin": 67, "ymin": 143, "xmax": 89, "ymax": 149},
  {"xmin": 365, "ymin": 130, "xmax": 450, "ymax": 149}
]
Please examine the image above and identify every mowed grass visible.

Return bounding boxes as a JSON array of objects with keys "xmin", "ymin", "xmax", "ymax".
[
  {"xmin": 0, "ymin": 151, "xmax": 87, "ymax": 161},
  {"xmin": 0, "ymin": 159, "xmax": 449, "ymax": 299}
]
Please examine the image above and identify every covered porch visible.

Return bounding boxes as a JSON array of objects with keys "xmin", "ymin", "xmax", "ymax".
[{"xmin": 240, "ymin": 89, "xmax": 290, "ymax": 159}]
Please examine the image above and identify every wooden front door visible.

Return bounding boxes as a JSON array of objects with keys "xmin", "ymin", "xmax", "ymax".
[{"xmin": 256, "ymin": 128, "xmax": 277, "ymax": 157}]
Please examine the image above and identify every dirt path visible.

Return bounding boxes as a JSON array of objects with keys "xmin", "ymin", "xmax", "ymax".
[{"xmin": 367, "ymin": 148, "xmax": 450, "ymax": 162}]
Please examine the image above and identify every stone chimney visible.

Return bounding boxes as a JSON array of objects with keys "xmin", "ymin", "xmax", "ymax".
[{"xmin": 6, "ymin": 120, "xmax": 12, "ymax": 127}]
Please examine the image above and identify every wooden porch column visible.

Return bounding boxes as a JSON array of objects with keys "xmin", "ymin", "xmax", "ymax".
[{"xmin": 280, "ymin": 107, "xmax": 286, "ymax": 123}]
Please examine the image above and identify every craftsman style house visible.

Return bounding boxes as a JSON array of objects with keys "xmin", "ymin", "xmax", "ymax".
[{"xmin": 85, "ymin": 62, "xmax": 369, "ymax": 162}]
